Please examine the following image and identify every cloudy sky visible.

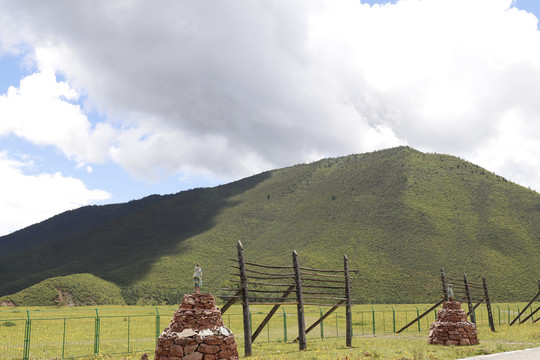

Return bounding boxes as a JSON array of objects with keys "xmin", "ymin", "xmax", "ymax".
[{"xmin": 1, "ymin": 0, "xmax": 540, "ymax": 236}]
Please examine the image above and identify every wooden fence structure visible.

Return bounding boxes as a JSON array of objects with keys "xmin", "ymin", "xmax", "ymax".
[
  {"xmin": 397, "ymin": 269, "xmax": 495, "ymax": 333},
  {"xmin": 220, "ymin": 241, "xmax": 354, "ymax": 356},
  {"xmin": 510, "ymin": 279, "xmax": 540, "ymax": 325}
]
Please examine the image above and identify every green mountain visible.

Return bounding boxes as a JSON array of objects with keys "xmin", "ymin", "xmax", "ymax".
[
  {"xmin": 1, "ymin": 274, "xmax": 125, "ymax": 306},
  {"xmin": 1, "ymin": 146, "xmax": 539, "ymax": 305}
]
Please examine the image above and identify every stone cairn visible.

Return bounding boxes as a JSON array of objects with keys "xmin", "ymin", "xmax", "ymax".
[
  {"xmin": 428, "ymin": 301, "xmax": 479, "ymax": 346},
  {"xmin": 155, "ymin": 294, "xmax": 239, "ymax": 360}
]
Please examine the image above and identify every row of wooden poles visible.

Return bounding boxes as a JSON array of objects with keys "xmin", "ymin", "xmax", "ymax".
[
  {"xmin": 396, "ymin": 269, "xmax": 496, "ymax": 333},
  {"xmin": 397, "ymin": 269, "xmax": 540, "ymax": 334},
  {"xmin": 510, "ymin": 279, "xmax": 540, "ymax": 326},
  {"xmin": 218, "ymin": 243, "xmax": 539, "ymax": 357},
  {"xmin": 219, "ymin": 241, "xmax": 355, "ymax": 356}
]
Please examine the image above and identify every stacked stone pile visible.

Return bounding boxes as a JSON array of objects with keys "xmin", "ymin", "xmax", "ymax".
[
  {"xmin": 155, "ymin": 294, "xmax": 239, "ymax": 360},
  {"xmin": 428, "ymin": 301, "xmax": 479, "ymax": 346}
]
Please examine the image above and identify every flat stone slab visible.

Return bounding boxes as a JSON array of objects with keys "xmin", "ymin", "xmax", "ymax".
[{"xmin": 176, "ymin": 328, "xmax": 197, "ymax": 338}]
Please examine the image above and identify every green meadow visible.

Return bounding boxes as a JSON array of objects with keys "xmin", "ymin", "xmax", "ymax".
[{"xmin": 1, "ymin": 302, "xmax": 538, "ymax": 359}]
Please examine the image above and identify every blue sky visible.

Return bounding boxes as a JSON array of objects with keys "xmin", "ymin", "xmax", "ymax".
[{"xmin": 1, "ymin": 0, "xmax": 540, "ymax": 236}]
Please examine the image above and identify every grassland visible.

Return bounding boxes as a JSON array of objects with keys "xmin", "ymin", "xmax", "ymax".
[
  {"xmin": 1, "ymin": 303, "xmax": 538, "ymax": 359},
  {"xmin": 1, "ymin": 274, "xmax": 126, "ymax": 306},
  {"xmin": 71, "ymin": 328, "xmax": 540, "ymax": 360}
]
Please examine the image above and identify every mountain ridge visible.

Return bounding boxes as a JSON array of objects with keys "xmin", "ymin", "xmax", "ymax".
[{"xmin": 1, "ymin": 146, "xmax": 539, "ymax": 305}]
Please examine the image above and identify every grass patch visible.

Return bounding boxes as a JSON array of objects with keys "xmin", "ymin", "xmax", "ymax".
[
  {"xmin": 1, "ymin": 303, "xmax": 537, "ymax": 360},
  {"xmin": 71, "ymin": 323, "xmax": 540, "ymax": 360}
]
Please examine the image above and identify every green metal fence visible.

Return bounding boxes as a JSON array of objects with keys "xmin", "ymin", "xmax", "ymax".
[{"xmin": 0, "ymin": 304, "xmax": 535, "ymax": 359}]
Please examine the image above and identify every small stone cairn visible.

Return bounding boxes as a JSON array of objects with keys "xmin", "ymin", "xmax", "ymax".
[
  {"xmin": 155, "ymin": 294, "xmax": 239, "ymax": 360},
  {"xmin": 428, "ymin": 301, "xmax": 479, "ymax": 346}
]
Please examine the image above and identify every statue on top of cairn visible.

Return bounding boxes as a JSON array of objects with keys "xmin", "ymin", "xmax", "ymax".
[
  {"xmin": 428, "ymin": 284, "xmax": 479, "ymax": 346},
  {"xmin": 193, "ymin": 263, "xmax": 203, "ymax": 294},
  {"xmin": 154, "ymin": 262, "xmax": 239, "ymax": 360}
]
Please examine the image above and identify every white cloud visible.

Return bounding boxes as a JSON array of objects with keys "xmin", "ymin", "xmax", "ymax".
[
  {"xmin": 0, "ymin": 151, "xmax": 110, "ymax": 236},
  {"xmin": 0, "ymin": 69, "xmax": 118, "ymax": 164},
  {"xmin": 0, "ymin": 0, "xmax": 539, "ymax": 201}
]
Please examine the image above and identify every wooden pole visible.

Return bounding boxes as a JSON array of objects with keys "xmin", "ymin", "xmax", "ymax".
[
  {"xmin": 466, "ymin": 300, "xmax": 485, "ymax": 316},
  {"xmin": 220, "ymin": 289, "xmax": 242, "ymax": 314},
  {"xmin": 510, "ymin": 279, "xmax": 540, "ymax": 326},
  {"xmin": 344, "ymin": 254, "xmax": 352, "ymax": 347},
  {"xmin": 519, "ymin": 306, "xmax": 540, "ymax": 324},
  {"xmin": 483, "ymin": 277, "xmax": 495, "ymax": 332},
  {"xmin": 441, "ymin": 269, "xmax": 448, "ymax": 301},
  {"xmin": 294, "ymin": 300, "xmax": 345, "ymax": 342},
  {"xmin": 293, "ymin": 250, "xmax": 307, "ymax": 351},
  {"xmin": 251, "ymin": 285, "xmax": 295, "ymax": 342},
  {"xmin": 396, "ymin": 299, "xmax": 444, "ymax": 333},
  {"xmin": 238, "ymin": 241, "xmax": 252, "ymax": 356},
  {"xmin": 463, "ymin": 273, "xmax": 476, "ymax": 324}
]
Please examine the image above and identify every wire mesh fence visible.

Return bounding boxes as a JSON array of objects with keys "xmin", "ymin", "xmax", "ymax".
[{"xmin": 0, "ymin": 303, "xmax": 535, "ymax": 359}]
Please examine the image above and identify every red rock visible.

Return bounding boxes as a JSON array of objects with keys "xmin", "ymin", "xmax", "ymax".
[
  {"xmin": 184, "ymin": 344, "xmax": 198, "ymax": 354},
  {"xmin": 170, "ymin": 345, "xmax": 184, "ymax": 356},
  {"xmin": 217, "ymin": 349, "xmax": 233, "ymax": 359},
  {"xmin": 156, "ymin": 294, "xmax": 238, "ymax": 359},
  {"xmin": 175, "ymin": 338, "xmax": 197, "ymax": 346},
  {"xmin": 428, "ymin": 301, "xmax": 479, "ymax": 346},
  {"xmin": 205, "ymin": 338, "xmax": 224, "ymax": 345},
  {"xmin": 160, "ymin": 339, "xmax": 174, "ymax": 347},
  {"xmin": 182, "ymin": 352, "xmax": 203, "ymax": 360},
  {"xmin": 198, "ymin": 344, "xmax": 220, "ymax": 354}
]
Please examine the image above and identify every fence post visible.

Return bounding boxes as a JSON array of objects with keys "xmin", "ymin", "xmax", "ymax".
[
  {"xmin": 344, "ymin": 254, "xmax": 352, "ymax": 347},
  {"xmin": 292, "ymin": 250, "xmax": 307, "ymax": 351},
  {"xmin": 94, "ymin": 308, "xmax": 100, "ymax": 355},
  {"xmin": 319, "ymin": 307, "xmax": 324, "ymax": 341},
  {"xmin": 336, "ymin": 312, "xmax": 339, "ymax": 337},
  {"xmin": 23, "ymin": 310, "xmax": 31, "ymax": 360},
  {"xmin": 62, "ymin": 318, "xmax": 67, "ymax": 359},
  {"xmin": 268, "ymin": 316, "xmax": 270, "ymax": 342},
  {"xmin": 483, "ymin": 277, "xmax": 495, "ymax": 331},
  {"xmin": 507, "ymin": 305, "xmax": 510, "ymax": 324},
  {"xmin": 464, "ymin": 273, "xmax": 476, "ymax": 324},
  {"xmin": 392, "ymin": 306, "xmax": 396, "ymax": 333},
  {"xmin": 155, "ymin": 307, "xmax": 161, "ymax": 342},
  {"xmin": 282, "ymin": 308, "xmax": 287, "ymax": 342},
  {"xmin": 127, "ymin": 316, "xmax": 131, "ymax": 352},
  {"xmin": 416, "ymin": 307, "xmax": 421, "ymax": 333},
  {"xmin": 441, "ymin": 269, "xmax": 448, "ymax": 301},
  {"xmin": 372, "ymin": 306, "xmax": 376, "ymax": 335},
  {"xmin": 237, "ymin": 240, "xmax": 252, "ymax": 356}
]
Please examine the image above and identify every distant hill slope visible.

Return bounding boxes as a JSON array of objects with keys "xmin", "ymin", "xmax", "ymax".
[
  {"xmin": 1, "ymin": 273, "xmax": 125, "ymax": 306},
  {"xmin": 1, "ymin": 146, "xmax": 539, "ymax": 305}
]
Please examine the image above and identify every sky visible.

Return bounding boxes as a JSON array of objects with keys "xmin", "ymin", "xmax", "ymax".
[{"xmin": 1, "ymin": 0, "xmax": 540, "ymax": 237}]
